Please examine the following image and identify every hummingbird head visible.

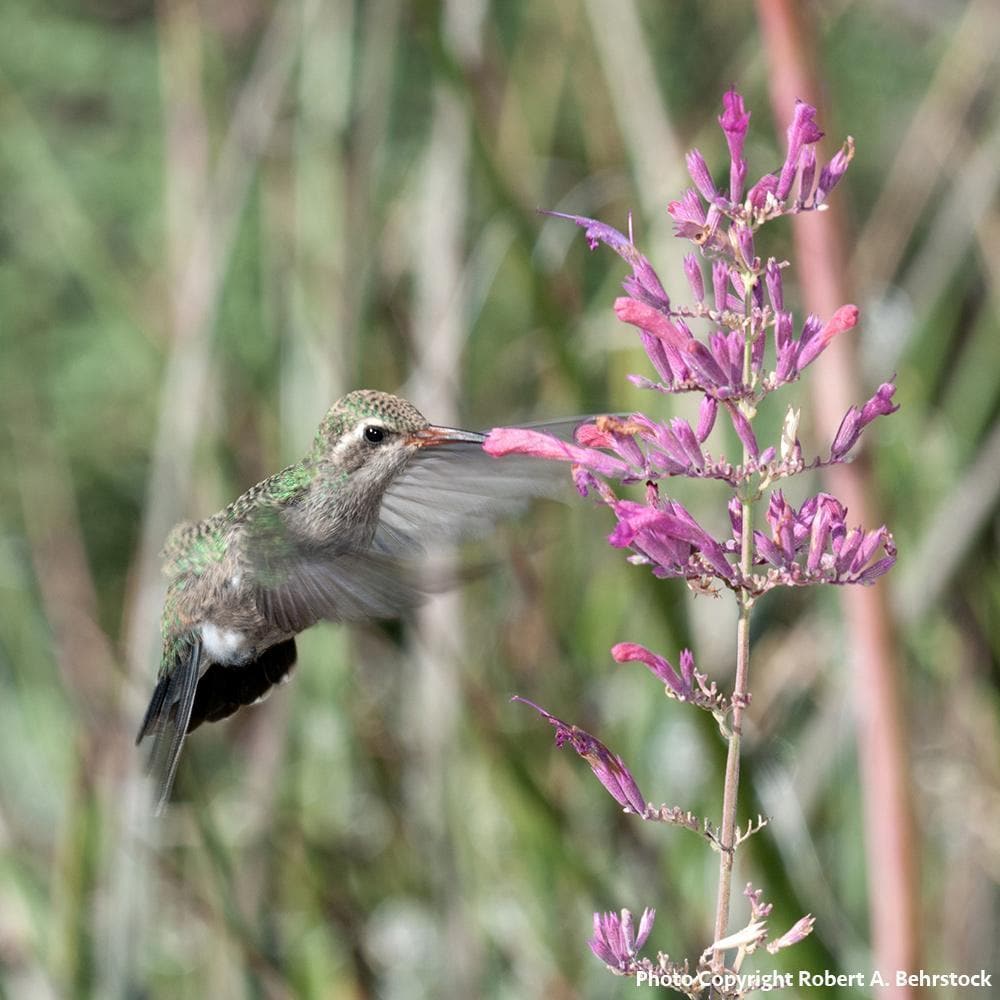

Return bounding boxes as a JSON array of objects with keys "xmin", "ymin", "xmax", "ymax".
[{"xmin": 312, "ymin": 390, "xmax": 485, "ymax": 478}]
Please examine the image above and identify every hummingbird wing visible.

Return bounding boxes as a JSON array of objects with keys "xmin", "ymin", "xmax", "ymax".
[
  {"xmin": 373, "ymin": 420, "xmax": 583, "ymax": 555},
  {"xmin": 135, "ymin": 635, "xmax": 203, "ymax": 814},
  {"xmin": 241, "ymin": 504, "xmax": 429, "ymax": 635}
]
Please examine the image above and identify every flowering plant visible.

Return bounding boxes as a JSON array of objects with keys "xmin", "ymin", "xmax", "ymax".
[{"xmin": 486, "ymin": 90, "xmax": 897, "ymax": 995}]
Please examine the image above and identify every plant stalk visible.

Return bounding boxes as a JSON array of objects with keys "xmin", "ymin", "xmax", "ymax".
[{"xmin": 712, "ymin": 310, "xmax": 758, "ymax": 972}]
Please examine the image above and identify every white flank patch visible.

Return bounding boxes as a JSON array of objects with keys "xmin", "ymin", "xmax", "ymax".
[{"xmin": 200, "ymin": 622, "xmax": 249, "ymax": 664}]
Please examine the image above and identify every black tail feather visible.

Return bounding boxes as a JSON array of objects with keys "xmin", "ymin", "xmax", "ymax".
[
  {"xmin": 137, "ymin": 637, "xmax": 297, "ymax": 813},
  {"xmin": 136, "ymin": 637, "xmax": 202, "ymax": 814}
]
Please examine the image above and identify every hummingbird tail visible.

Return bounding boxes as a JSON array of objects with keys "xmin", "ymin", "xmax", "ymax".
[
  {"xmin": 136, "ymin": 636, "xmax": 202, "ymax": 814},
  {"xmin": 187, "ymin": 638, "xmax": 298, "ymax": 731}
]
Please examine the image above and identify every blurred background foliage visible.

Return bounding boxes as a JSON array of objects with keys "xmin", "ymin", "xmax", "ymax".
[{"xmin": 0, "ymin": 0, "xmax": 998, "ymax": 997}]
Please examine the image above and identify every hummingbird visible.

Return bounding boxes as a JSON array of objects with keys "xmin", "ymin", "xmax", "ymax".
[{"xmin": 137, "ymin": 389, "xmax": 571, "ymax": 811}]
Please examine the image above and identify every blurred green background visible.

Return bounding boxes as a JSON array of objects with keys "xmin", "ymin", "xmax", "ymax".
[{"xmin": 1, "ymin": 1, "xmax": 998, "ymax": 997}]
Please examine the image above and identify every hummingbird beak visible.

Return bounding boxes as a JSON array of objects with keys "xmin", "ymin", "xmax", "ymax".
[{"xmin": 407, "ymin": 425, "xmax": 487, "ymax": 448}]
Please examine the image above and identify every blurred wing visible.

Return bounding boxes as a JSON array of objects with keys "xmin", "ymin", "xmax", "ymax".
[
  {"xmin": 252, "ymin": 548, "xmax": 429, "ymax": 634},
  {"xmin": 242, "ymin": 504, "xmax": 428, "ymax": 634},
  {"xmin": 373, "ymin": 420, "xmax": 584, "ymax": 556}
]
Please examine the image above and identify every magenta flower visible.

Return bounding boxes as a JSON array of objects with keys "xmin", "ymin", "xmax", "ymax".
[
  {"xmin": 753, "ymin": 491, "xmax": 896, "ymax": 587},
  {"xmin": 609, "ymin": 498, "xmax": 735, "ymax": 583},
  {"xmin": 612, "ymin": 642, "xmax": 695, "ymax": 699},
  {"xmin": 777, "ymin": 100, "xmax": 824, "ymax": 201},
  {"xmin": 686, "ymin": 148, "xmax": 719, "ymax": 203},
  {"xmin": 512, "ymin": 697, "xmax": 647, "ymax": 814},
  {"xmin": 542, "ymin": 210, "xmax": 670, "ymax": 311},
  {"xmin": 495, "ymin": 90, "xmax": 893, "ymax": 979},
  {"xmin": 773, "ymin": 304, "xmax": 860, "ymax": 386},
  {"xmin": 830, "ymin": 381, "xmax": 899, "ymax": 460},
  {"xmin": 718, "ymin": 88, "xmax": 750, "ymax": 203},
  {"xmin": 816, "ymin": 138, "xmax": 855, "ymax": 205},
  {"xmin": 483, "ymin": 426, "xmax": 630, "ymax": 481},
  {"xmin": 589, "ymin": 907, "xmax": 656, "ymax": 973}
]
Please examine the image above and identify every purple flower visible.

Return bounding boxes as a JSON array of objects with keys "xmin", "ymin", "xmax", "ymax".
[
  {"xmin": 777, "ymin": 101, "xmax": 824, "ymax": 201},
  {"xmin": 712, "ymin": 259, "xmax": 730, "ymax": 313},
  {"xmin": 683, "ymin": 253, "xmax": 704, "ymax": 302},
  {"xmin": 589, "ymin": 907, "xmax": 656, "ymax": 973},
  {"xmin": 667, "ymin": 188, "xmax": 711, "ymax": 242},
  {"xmin": 612, "ymin": 642, "xmax": 695, "ymax": 699},
  {"xmin": 797, "ymin": 304, "xmax": 858, "ymax": 369},
  {"xmin": 577, "ymin": 416, "xmax": 646, "ymax": 468},
  {"xmin": 744, "ymin": 883, "xmax": 773, "ymax": 920},
  {"xmin": 765, "ymin": 258, "xmax": 784, "ymax": 313},
  {"xmin": 753, "ymin": 491, "xmax": 896, "ymax": 587},
  {"xmin": 542, "ymin": 211, "xmax": 670, "ymax": 311},
  {"xmin": 718, "ymin": 89, "xmax": 750, "ymax": 203},
  {"xmin": 686, "ymin": 149, "xmax": 718, "ymax": 203},
  {"xmin": 815, "ymin": 137, "xmax": 855, "ymax": 205},
  {"xmin": 695, "ymin": 396, "xmax": 718, "ymax": 443},
  {"xmin": 798, "ymin": 144, "xmax": 817, "ymax": 204},
  {"xmin": 735, "ymin": 224, "xmax": 755, "ymax": 270},
  {"xmin": 830, "ymin": 381, "xmax": 899, "ymax": 460},
  {"xmin": 610, "ymin": 498, "xmax": 735, "ymax": 582},
  {"xmin": 726, "ymin": 403, "xmax": 760, "ymax": 460},
  {"xmin": 512, "ymin": 697, "xmax": 647, "ymax": 814},
  {"xmin": 748, "ymin": 173, "xmax": 779, "ymax": 212},
  {"xmin": 773, "ymin": 304, "xmax": 859, "ymax": 385}
]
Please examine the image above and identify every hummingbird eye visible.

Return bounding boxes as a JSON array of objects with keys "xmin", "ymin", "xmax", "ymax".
[{"xmin": 363, "ymin": 425, "xmax": 386, "ymax": 444}]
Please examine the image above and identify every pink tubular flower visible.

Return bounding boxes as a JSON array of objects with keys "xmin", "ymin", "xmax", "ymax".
[
  {"xmin": 512, "ymin": 697, "xmax": 647, "ymax": 814},
  {"xmin": 612, "ymin": 642, "xmax": 695, "ymax": 699},
  {"xmin": 484, "ymin": 427, "xmax": 630, "ymax": 481},
  {"xmin": 772, "ymin": 304, "xmax": 859, "ymax": 386},
  {"xmin": 613, "ymin": 298, "xmax": 690, "ymax": 351},
  {"xmin": 797, "ymin": 304, "xmax": 859, "ymax": 369}
]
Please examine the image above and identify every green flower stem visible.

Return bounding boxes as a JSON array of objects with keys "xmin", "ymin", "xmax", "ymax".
[{"xmin": 712, "ymin": 305, "xmax": 758, "ymax": 972}]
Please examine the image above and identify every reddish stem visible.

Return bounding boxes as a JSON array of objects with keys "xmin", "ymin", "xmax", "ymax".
[{"xmin": 756, "ymin": 1, "xmax": 922, "ymax": 994}]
